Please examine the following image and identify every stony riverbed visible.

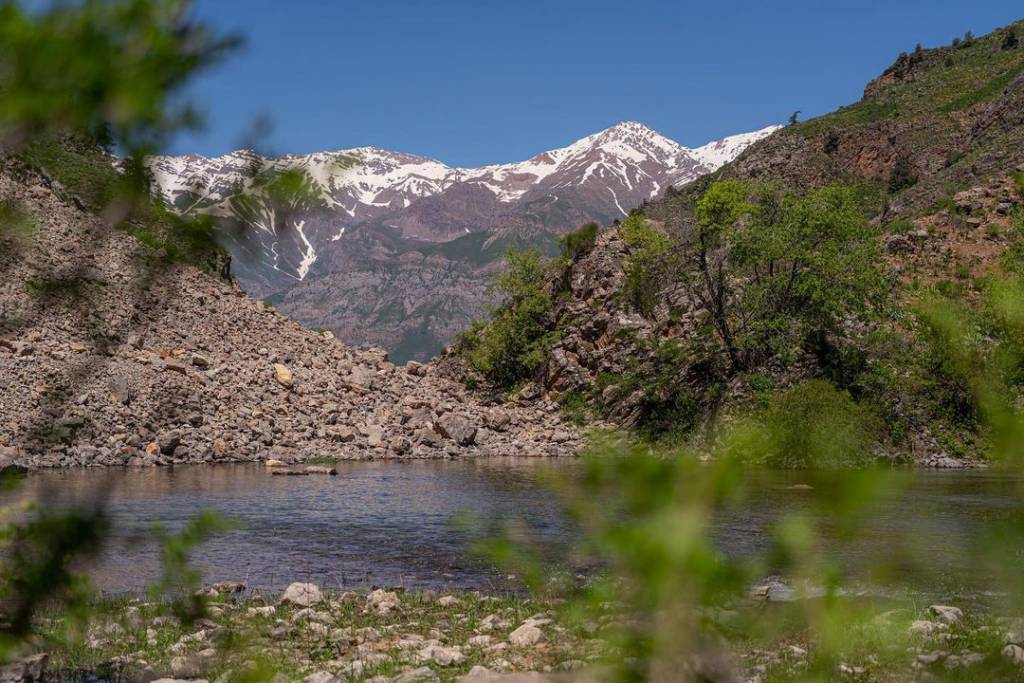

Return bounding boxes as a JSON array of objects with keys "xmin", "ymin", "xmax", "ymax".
[{"xmin": 6, "ymin": 581, "xmax": 1024, "ymax": 683}]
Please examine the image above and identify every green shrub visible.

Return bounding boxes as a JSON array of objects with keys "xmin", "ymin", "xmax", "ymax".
[
  {"xmin": 558, "ymin": 222, "xmax": 599, "ymax": 261},
  {"xmin": 557, "ymin": 390, "xmax": 591, "ymax": 426},
  {"xmin": 1003, "ymin": 28, "xmax": 1019, "ymax": 51},
  {"xmin": 618, "ymin": 214, "xmax": 671, "ymax": 317},
  {"xmin": 1004, "ymin": 211, "xmax": 1024, "ymax": 273},
  {"xmin": 885, "ymin": 218, "xmax": 915, "ymax": 234},
  {"xmin": 464, "ymin": 248, "xmax": 557, "ymax": 388},
  {"xmin": 888, "ymin": 155, "xmax": 918, "ymax": 192},
  {"xmin": 722, "ymin": 379, "xmax": 880, "ymax": 469},
  {"xmin": 1011, "ymin": 171, "xmax": 1024, "ymax": 198}
]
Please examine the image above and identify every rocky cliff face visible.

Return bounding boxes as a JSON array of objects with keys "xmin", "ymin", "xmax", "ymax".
[
  {"xmin": 149, "ymin": 123, "xmax": 778, "ymax": 362},
  {"xmin": 0, "ymin": 161, "xmax": 580, "ymax": 468}
]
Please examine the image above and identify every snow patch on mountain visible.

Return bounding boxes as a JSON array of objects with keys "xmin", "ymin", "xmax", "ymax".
[{"xmin": 687, "ymin": 125, "xmax": 783, "ymax": 174}]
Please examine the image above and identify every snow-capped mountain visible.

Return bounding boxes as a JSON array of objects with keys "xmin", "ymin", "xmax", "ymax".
[
  {"xmin": 151, "ymin": 122, "xmax": 778, "ymax": 274},
  {"xmin": 149, "ymin": 121, "xmax": 779, "ymax": 361}
]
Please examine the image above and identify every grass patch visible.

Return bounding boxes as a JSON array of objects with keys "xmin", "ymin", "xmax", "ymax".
[
  {"xmin": 940, "ymin": 61, "xmax": 1024, "ymax": 112},
  {"xmin": 1011, "ymin": 170, "xmax": 1024, "ymax": 198},
  {"xmin": 0, "ymin": 196, "xmax": 37, "ymax": 246}
]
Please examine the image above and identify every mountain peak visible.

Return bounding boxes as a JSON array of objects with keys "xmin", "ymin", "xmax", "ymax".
[
  {"xmin": 601, "ymin": 120, "xmax": 659, "ymax": 135},
  {"xmin": 592, "ymin": 121, "xmax": 676, "ymax": 145}
]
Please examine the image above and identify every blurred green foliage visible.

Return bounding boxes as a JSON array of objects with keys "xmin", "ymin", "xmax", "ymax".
[
  {"xmin": 721, "ymin": 379, "xmax": 880, "ymax": 469},
  {"xmin": 0, "ymin": 0, "xmax": 237, "ymax": 156},
  {"xmin": 149, "ymin": 512, "xmax": 237, "ymax": 625}
]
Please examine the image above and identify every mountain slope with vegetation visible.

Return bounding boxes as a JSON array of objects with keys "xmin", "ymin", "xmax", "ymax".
[{"xmin": 456, "ymin": 19, "xmax": 1024, "ymax": 466}]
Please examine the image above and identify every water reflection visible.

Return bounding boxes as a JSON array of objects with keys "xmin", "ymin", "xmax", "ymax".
[{"xmin": 8, "ymin": 460, "xmax": 580, "ymax": 594}]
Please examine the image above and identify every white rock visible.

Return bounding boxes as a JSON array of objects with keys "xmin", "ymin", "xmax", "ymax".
[
  {"xmin": 417, "ymin": 643, "xmax": 465, "ymax": 666},
  {"xmin": 280, "ymin": 582, "xmax": 323, "ymax": 607},
  {"xmin": 909, "ymin": 620, "xmax": 943, "ymax": 636},
  {"xmin": 437, "ymin": 595, "xmax": 461, "ymax": 607},
  {"xmin": 246, "ymin": 605, "xmax": 276, "ymax": 617},
  {"xmin": 508, "ymin": 623, "xmax": 545, "ymax": 647},
  {"xmin": 466, "ymin": 635, "xmax": 492, "ymax": 647},
  {"xmin": 393, "ymin": 667, "xmax": 438, "ymax": 683},
  {"xmin": 170, "ymin": 655, "xmax": 202, "ymax": 678},
  {"xmin": 292, "ymin": 608, "xmax": 331, "ymax": 623},
  {"xmin": 305, "ymin": 673, "xmax": 338, "ymax": 683},
  {"xmin": 458, "ymin": 666, "xmax": 492, "ymax": 680},
  {"xmin": 1004, "ymin": 644, "xmax": 1024, "ymax": 666},
  {"xmin": 366, "ymin": 588, "xmax": 401, "ymax": 615}
]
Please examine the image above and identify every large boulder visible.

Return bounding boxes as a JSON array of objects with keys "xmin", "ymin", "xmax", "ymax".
[{"xmin": 434, "ymin": 414, "xmax": 477, "ymax": 446}]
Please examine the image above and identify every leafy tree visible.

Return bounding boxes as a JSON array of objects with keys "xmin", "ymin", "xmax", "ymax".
[
  {"xmin": 688, "ymin": 181, "xmax": 887, "ymax": 369},
  {"xmin": 464, "ymin": 248, "xmax": 557, "ymax": 388},
  {"xmin": 619, "ymin": 213, "xmax": 672, "ymax": 317}
]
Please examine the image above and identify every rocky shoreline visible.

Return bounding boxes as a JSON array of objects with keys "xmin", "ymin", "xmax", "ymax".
[{"xmin": 9, "ymin": 581, "xmax": 1024, "ymax": 683}]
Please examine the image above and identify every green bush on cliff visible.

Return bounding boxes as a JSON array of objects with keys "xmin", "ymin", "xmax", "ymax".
[
  {"xmin": 558, "ymin": 222, "xmax": 599, "ymax": 261},
  {"xmin": 1011, "ymin": 171, "xmax": 1024, "ymax": 198},
  {"xmin": 619, "ymin": 213, "xmax": 672, "ymax": 317},
  {"xmin": 463, "ymin": 248, "xmax": 557, "ymax": 388}
]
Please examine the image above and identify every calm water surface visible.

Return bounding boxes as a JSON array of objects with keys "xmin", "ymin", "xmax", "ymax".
[{"xmin": 7, "ymin": 461, "xmax": 1023, "ymax": 601}]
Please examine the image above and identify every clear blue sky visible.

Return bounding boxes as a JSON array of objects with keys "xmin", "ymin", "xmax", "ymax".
[{"xmin": 172, "ymin": 0, "xmax": 1023, "ymax": 166}]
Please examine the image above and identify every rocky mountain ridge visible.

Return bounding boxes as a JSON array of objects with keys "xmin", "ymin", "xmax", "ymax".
[{"xmin": 148, "ymin": 122, "xmax": 778, "ymax": 361}]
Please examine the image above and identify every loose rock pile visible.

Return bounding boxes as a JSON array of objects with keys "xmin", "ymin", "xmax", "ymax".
[{"xmin": 0, "ymin": 170, "xmax": 581, "ymax": 468}]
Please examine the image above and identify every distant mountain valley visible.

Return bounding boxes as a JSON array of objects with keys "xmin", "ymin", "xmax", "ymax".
[{"xmin": 149, "ymin": 122, "xmax": 778, "ymax": 361}]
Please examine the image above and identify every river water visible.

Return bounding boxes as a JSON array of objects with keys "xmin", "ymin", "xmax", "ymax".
[{"xmin": 7, "ymin": 460, "xmax": 1023, "ymax": 602}]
